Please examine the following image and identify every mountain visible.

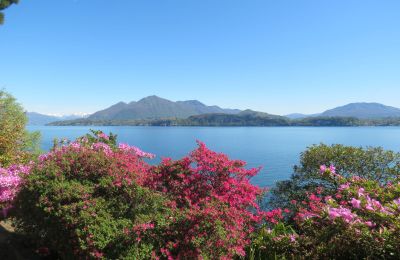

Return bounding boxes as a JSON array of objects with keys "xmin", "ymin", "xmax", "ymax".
[
  {"xmin": 27, "ymin": 112, "xmax": 89, "ymax": 125},
  {"xmin": 285, "ymin": 113, "xmax": 321, "ymax": 119},
  {"xmin": 88, "ymin": 96, "xmax": 241, "ymax": 120},
  {"xmin": 27, "ymin": 112, "xmax": 60, "ymax": 125},
  {"xmin": 321, "ymin": 103, "xmax": 400, "ymax": 119},
  {"xmin": 49, "ymin": 109, "xmax": 291, "ymax": 126},
  {"xmin": 180, "ymin": 109, "xmax": 290, "ymax": 126}
]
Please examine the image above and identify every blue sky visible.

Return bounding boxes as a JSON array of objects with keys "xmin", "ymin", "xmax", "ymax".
[{"xmin": 1, "ymin": 0, "xmax": 400, "ymax": 115}]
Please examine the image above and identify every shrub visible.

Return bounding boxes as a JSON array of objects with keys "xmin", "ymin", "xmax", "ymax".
[
  {"xmin": 251, "ymin": 165, "xmax": 400, "ymax": 259},
  {"xmin": 9, "ymin": 132, "xmax": 267, "ymax": 259},
  {"xmin": 269, "ymin": 144, "xmax": 400, "ymax": 217},
  {"xmin": 12, "ymin": 133, "xmax": 167, "ymax": 259},
  {"xmin": 141, "ymin": 141, "xmax": 266, "ymax": 258},
  {"xmin": 0, "ymin": 90, "xmax": 41, "ymax": 166}
]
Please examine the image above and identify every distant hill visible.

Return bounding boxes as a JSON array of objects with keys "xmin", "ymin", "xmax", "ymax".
[
  {"xmin": 88, "ymin": 96, "xmax": 241, "ymax": 120},
  {"xmin": 48, "ymin": 99, "xmax": 400, "ymax": 127},
  {"xmin": 49, "ymin": 109, "xmax": 291, "ymax": 126},
  {"xmin": 285, "ymin": 113, "xmax": 321, "ymax": 119},
  {"xmin": 321, "ymin": 103, "xmax": 400, "ymax": 119},
  {"xmin": 180, "ymin": 110, "xmax": 290, "ymax": 126},
  {"xmin": 27, "ymin": 112, "xmax": 88, "ymax": 125}
]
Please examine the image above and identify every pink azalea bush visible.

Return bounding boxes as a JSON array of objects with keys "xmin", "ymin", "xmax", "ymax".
[
  {"xmin": 252, "ymin": 165, "xmax": 400, "ymax": 259},
  {"xmin": 3, "ymin": 132, "xmax": 400, "ymax": 259},
  {"xmin": 0, "ymin": 164, "xmax": 30, "ymax": 218},
  {"xmin": 7, "ymin": 132, "xmax": 272, "ymax": 259}
]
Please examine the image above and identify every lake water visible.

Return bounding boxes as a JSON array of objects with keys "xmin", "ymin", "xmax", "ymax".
[{"xmin": 27, "ymin": 126, "xmax": 400, "ymax": 188}]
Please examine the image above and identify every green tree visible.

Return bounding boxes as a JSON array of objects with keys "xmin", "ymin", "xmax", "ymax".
[
  {"xmin": 0, "ymin": 90, "xmax": 40, "ymax": 166},
  {"xmin": 0, "ymin": 0, "xmax": 19, "ymax": 24},
  {"xmin": 268, "ymin": 144, "xmax": 400, "ymax": 215}
]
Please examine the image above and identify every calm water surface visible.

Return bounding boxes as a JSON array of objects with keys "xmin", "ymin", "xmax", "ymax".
[{"xmin": 27, "ymin": 126, "xmax": 400, "ymax": 187}]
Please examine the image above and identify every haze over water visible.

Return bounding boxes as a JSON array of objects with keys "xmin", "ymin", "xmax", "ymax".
[{"xmin": 28, "ymin": 126, "xmax": 400, "ymax": 187}]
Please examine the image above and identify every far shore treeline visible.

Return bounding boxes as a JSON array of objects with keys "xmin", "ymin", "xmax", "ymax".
[
  {"xmin": 45, "ymin": 96, "xmax": 400, "ymax": 127},
  {"xmin": 49, "ymin": 113, "xmax": 400, "ymax": 127}
]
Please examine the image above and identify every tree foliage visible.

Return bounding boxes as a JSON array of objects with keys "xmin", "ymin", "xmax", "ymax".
[
  {"xmin": 0, "ymin": 90, "xmax": 40, "ymax": 166},
  {"xmin": 0, "ymin": 0, "xmax": 19, "ymax": 24},
  {"xmin": 269, "ymin": 144, "xmax": 400, "ymax": 216}
]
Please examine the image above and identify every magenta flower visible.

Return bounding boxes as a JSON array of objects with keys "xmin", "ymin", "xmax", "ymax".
[
  {"xmin": 350, "ymin": 198, "xmax": 361, "ymax": 209},
  {"xmin": 328, "ymin": 207, "xmax": 356, "ymax": 223},
  {"xmin": 97, "ymin": 132, "xmax": 109, "ymax": 140},
  {"xmin": 118, "ymin": 143, "xmax": 155, "ymax": 159},
  {"xmin": 365, "ymin": 221, "xmax": 376, "ymax": 227},
  {"xmin": 358, "ymin": 188, "xmax": 365, "ymax": 197},
  {"xmin": 339, "ymin": 183, "xmax": 350, "ymax": 191}
]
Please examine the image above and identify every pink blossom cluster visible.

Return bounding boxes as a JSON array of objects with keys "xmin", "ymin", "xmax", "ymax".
[
  {"xmin": 0, "ymin": 164, "xmax": 31, "ymax": 218},
  {"xmin": 328, "ymin": 206, "xmax": 357, "ymax": 223},
  {"xmin": 97, "ymin": 132, "xmax": 109, "ymax": 140},
  {"xmin": 139, "ymin": 141, "xmax": 265, "ymax": 258},
  {"xmin": 118, "ymin": 143, "xmax": 155, "ymax": 159},
  {"xmin": 296, "ymin": 165, "xmax": 400, "ymax": 233},
  {"xmin": 91, "ymin": 142, "xmax": 113, "ymax": 156}
]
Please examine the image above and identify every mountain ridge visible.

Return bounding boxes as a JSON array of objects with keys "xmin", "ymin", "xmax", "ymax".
[
  {"xmin": 34, "ymin": 98, "xmax": 400, "ymax": 126},
  {"xmin": 26, "ymin": 112, "xmax": 88, "ymax": 125},
  {"xmin": 88, "ymin": 95, "xmax": 241, "ymax": 121},
  {"xmin": 320, "ymin": 102, "xmax": 400, "ymax": 119}
]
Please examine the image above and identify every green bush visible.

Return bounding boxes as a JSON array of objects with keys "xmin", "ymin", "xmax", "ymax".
[
  {"xmin": 252, "ymin": 166, "xmax": 400, "ymax": 259},
  {"xmin": 0, "ymin": 90, "xmax": 41, "ymax": 166},
  {"xmin": 269, "ymin": 144, "xmax": 400, "ymax": 215},
  {"xmin": 12, "ymin": 138, "xmax": 170, "ymax": 259}
]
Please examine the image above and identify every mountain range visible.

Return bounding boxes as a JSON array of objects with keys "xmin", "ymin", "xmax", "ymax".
[
  {"xmin": 28, "ymin": 97, "xmax": 400, "ymax": 126},
  {"xmin": 26, "ymin": 112, "xmax": 88, "ymax": 125},
  {"xmin": 88, "ymin": 95, "xmax": 241, "ymax": 120},
  {"xmin": 285, "ymin": 103, "xmax": 400, "ymax": 119}
]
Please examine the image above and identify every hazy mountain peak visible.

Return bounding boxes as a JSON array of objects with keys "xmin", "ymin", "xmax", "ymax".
[
  {"xmin": 26, "ymin": 112, "xmax": 88, "ymax": 125},
  {"xmin": 321, "ymin": 102, "xmax": 400, "ymax": 119},
  {"xmin": 87, "ymin": 96, "xmax": 241, "ymax": 121},
  {"xmin": 138, "ymin": 95, "xmax": 166, "ymax": 102}
]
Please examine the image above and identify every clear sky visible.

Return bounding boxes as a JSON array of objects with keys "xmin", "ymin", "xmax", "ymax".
[{"xmin": 1, "ymin": 0, "xmax": 400, "ymax": 115}]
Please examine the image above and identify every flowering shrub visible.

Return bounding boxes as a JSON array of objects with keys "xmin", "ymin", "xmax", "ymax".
[
  {"xmin": 269, "ymin": 144, "xmax": 400, "ymax": 222},
  {"xmin": 8, "ymin": 132, "xmax": 266, "ymax": 259},
  {"xmin": 139, "ymin": 141, "xmax": 266, "ymax": 258},
  {"xmin": 252, "ymin": 165, "xmax": 400, "ymax": 259},
  {"xmin": 5, "ymin": 133, "xmax": 400, "ymax": 259},
  {"xmin": 12, "ymin": 133, "xmax": 168, "ymax": 259},
  {"xmin": 0, "ymin": 164, "xmax": 30, "ymax": 219}
]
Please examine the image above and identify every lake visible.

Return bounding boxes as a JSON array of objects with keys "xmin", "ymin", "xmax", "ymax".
[{"xmin": 27, "ymin": 126, "xmax": 400, "ymax": 187}]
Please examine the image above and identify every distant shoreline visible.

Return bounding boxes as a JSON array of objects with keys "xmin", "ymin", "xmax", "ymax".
[{"xmin": 46, "ymin": 116, "xmax": 400, "ymax": 127}]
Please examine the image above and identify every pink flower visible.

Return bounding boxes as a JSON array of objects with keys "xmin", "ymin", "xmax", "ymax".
[
  {"xmin": 91, "ymin": 142, "xmax": 112, "ymax": 156},
  {"xmin": 365, "ymin": 203, "xmax": 374, "ymax": 211},
  {"xmin": 97, "ymin": 132, "xmax": 109, "ymax": 140},
  {"xmin": 365, "ymin": 221, "xmax": 376, "ymax": 227},
  {"xmin": 339, "ymin": 183, "xmax": 350, "ymax": 191},
  {"xmin": 350, "ymin": 198, "xmax": 361, "ymax": 209},
  {"xmin": 328, "ymin": 207, "xmax": 356, "ymax": 223},
  {"xmin": 118, "ymin": 143, "xmax": 155, "ymax": 159},
  {"xmin": 320, "ymin": 165, "xmax": 327, "ymax": 173}
]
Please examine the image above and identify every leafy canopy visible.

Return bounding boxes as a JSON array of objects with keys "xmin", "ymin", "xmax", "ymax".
[
  {"xmin": 0, "ymin": 0, "xmax": 19, "ymax": 24},
  {"xmin": 0, "ymin": 90, "xmax": 41, "ymax": 166}
]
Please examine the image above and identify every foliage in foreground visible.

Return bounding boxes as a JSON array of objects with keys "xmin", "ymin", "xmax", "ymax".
[
  {"xmin": 269, "ymin": 144, "xmax": 400, "ymax": 217},
  {"xmin": 0, "ymin": 90, "xmax": 41, "ymax": 167},
  {"xmin": 4, "ymin": 131, "xmax": 272, "ymax": 259},
  {"xmin": 0, "ymin": 0, "xmax": 19, "ymax": 24},
  {"xmin": 251, "ymin": 165, "xmax": 400, "ymax": 259},
  {"xmin": 1, "ymin": 133, "xmax": 400, "ymax": 259}
]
